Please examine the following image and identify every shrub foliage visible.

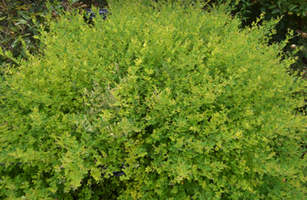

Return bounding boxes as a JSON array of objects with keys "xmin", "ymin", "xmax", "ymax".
[
  {"xmin": 0, "ymin": 0, "xmax": 107, "ymax": 78},
  {"xmin": 1, "ymin": 0, "xmax": 307, "ymax": 199}
]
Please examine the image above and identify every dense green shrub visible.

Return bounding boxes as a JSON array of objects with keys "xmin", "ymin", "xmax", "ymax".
[{"xmin": 1, "ymin": 0, "xmax": 307, "ymax": 199}]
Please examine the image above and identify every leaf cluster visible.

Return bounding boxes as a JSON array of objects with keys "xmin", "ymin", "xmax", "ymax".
[
  {"xmin": 151, "ymin": 0, "xmax": 307, "ymax": 78},
  {"xmin": 0, "ymin": 0, "xmax": 107, "ymax": 78}
]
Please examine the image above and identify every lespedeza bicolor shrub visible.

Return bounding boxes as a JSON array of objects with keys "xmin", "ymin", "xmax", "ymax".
[{"xmin": 1, "ymin": 0, "xmax": 307, "ymax": 199}]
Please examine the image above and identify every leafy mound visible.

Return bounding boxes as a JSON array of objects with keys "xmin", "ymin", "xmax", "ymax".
[{"xmin": 1, "ymin": 0, "xmax": 307, "ymax": 199}]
